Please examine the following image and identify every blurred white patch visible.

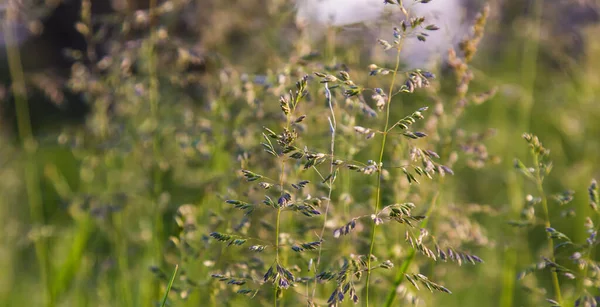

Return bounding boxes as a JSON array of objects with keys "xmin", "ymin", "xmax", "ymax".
[
  {"xmin": 295, "ymin": 0, "xmax": 470, "ymax": 69},
  {"xmin": 296, "ymin": 0, "xmax": 386, "ymax": 27}
]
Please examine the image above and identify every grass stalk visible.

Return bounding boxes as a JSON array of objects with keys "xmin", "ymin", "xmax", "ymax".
[
  {"xmin": 499, "ymin": 1, "xmax": 543, "ymax": 305},
  {"xmin": 274, "ymin": 203, "xmax": 283, "ymax": 307},
  {"xmin": 365, "ymin": 46, "xmax": 402, "ymax": 306},
  {"xmin": 577, "ymin": 194, "xmax": 600, "ymax": 298},
  {"xmin": 3, "ymin": 10, "xmax": 53, "ymax": 307},
  {"xmin": 272, "ymin": 98, "xmax": 293, "ymax": 306},
  {"xmin": 499, "ymin": 171, "xmax": 522, "ymax": 307},
  {"xmin": 144, "ymin": 0, "xmax": 166, "ymax": 304},
  {"xmin": 311, "ymin": 82, "xmax": 336, "ymax": 301},
  {"xmin": 159, "ymin": 264, "xmax": 179, "ymax": 307},
  {"xmin": 532, "ymin": 152, "xmax": 562, "ymax": 304}
]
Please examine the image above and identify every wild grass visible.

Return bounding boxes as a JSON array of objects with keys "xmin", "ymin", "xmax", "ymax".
[
  {"xmin": 1, "ymin": 0, "xmax": 599, "ymax": 307},
  {"xmin": 2, "ymin": 5, "xmax": 52, "ymax": 307}
]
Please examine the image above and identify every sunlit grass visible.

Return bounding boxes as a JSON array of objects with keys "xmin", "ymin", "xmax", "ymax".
[{"xmin": 1, "ymin": 1, "xmax": 599, "ymax": 306}]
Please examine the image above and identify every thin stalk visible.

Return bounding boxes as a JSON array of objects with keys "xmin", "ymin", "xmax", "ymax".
[
  {"xmin": 499, "ymin": 246, "xmax": 517, "ymax": 307},
  {"xmin": 312, "ymin": 82, "xmax": 336, "ymax": 300},
  {"xmin": 159, "ymin": 264, "xmax": 179, "ymax": 307},
  {"xmin": 578, "ymin": 184, "xmax": 600, "ymax": 297},
  {"xmin": 499, "ymin": 171, "xmax": 523, "ymax": 307},
  {"xmin": 272, "ymin": 86, "xmax": 305, "ymax": 306},
  {"xmin": 145, "ymin": 0, "xmax": 165, "ymax": 305},
  {"xmin": 497, "ymin": 2, "xmax": 543, "ymax": 305},
  {"xmin": 384, "ymin": 189, "xmax": 441, "ymax": 307},
  {"xmin": 532, "ymin": 152, "xmax": 562, "ymax": 304},
  {"xmin": 274, "ymin": 155, "xmax": 286, "ymax": 306},
  {"xmin": 3, "ymin": 11, "xmax": 52, "ymax": 307},
  {"xmin": 497, "ymin": 1, "xmax": 543, "ymax": 303},
  {"xmin": 275, "ymin": 208, "xmax": 282, "ymax": 306},
  {"xmin": 365, "ymin": 46, "xmax": 402, "ymax": 306},
  {"xmin": 578, "ymin": 209, "xmax": 600, "ymax": 298},
  {"xmin": 148, "ymin": 0, "xmax": 161, "ymax": 192}
]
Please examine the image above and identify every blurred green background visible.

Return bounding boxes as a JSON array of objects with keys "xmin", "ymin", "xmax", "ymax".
[{"xmin": 1, "ymin": 0, "xmax": 599, "ymax": 306}]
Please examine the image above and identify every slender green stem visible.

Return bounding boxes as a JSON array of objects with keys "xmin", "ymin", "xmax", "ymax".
[
  {"xmin": 499, "ymin": 245, "xmax": 517, "ymax": 307},
  {"xmin": 3, "ymin": 7, "xmax": 32, "ymax": 142},
  {"xmin": 148, "ymin": 0, "xmax": 161, "ymax": 196},
  {"xmin": 312, "ymin": 83, "xmax": 336, "ymax": 300},
  {"xmin": 365, "ymin": 47, "xmax": 402, "ymax": 307},
  {"xmin": 274, "ymin": 158, "xmax": 285, "ymax": 307},
  {"xmin": 149, "ymin": 0, "xmax": 165, "ymax": 261},
  {"xmin": 144, "ymin": 1, "xmax": 165, "ymax": 304},
  {"xmin": 498, "ymin": 2, "xmax": 543, "ymax": 305},
  {"xmin": 578, "ymin": 209, "xmax": 600, "ymax": 298},
  {"xmin": 3, "ymin": 11, "xmax": 52, "ymax": 307},
  {"xmin": 384, "ymin": 189, "xmax": 441, "ymax": 307},
  {"xmin": 532, "ymin": 152, "xmax": 562, "ymax": 304},
  {"xmin": 499, "ymin": 171, "xmax": 523, "ymax": 307},
  {"xmin": 160, "ymin": 264, "xmax": 179, "ymax": 307},
  {"xmin": 274, "ymin": 209, "xmax": 282, "ymax": 307}
]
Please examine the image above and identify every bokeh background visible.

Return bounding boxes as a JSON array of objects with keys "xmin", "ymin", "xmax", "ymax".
[{"xmin": 1, "ymin": 0, "xmax": 599, "ymax": 306}]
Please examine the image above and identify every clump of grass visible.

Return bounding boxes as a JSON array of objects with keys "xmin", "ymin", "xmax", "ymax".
[
  {"xmin": 20, "ymin": 1, "xmax": 214, "ymax": 305},
  {"xmin": 232, "ymin": 76, "xmax": 318, "ymax": 303},
  {"xmin": 313, "ymin": 64, "xmax": 457, "ymax": 306},
  {"xmin": 0, "ymin": 1, "xmax": 510, "ymax": 306},
  {"xmin": 511, "ymin": 133, "xmax": 600, "ymax": 306},
  {"xmin": 194, "ymin": 1, "xmax": 492, "ymax": 306},
  {"xmin": 513, "ymin": 133, "xmax": 563, "ymax": 304},
  {"xmin": 2, "ymin": 5, "xmax": 52, "ymax": 306}
]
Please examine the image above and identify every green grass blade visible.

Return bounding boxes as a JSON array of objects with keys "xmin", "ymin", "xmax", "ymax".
[{"xmin": 160, "ymin": 264, "xmax": 179, "ymax": 307}]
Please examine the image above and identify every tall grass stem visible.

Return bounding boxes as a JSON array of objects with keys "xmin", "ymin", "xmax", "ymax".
[
  {"xmin": 3, "ymin": 9, "xmax": 53, "ymax": 307},
  {"xmin": 365, "ymin": 45, "xmax": 402, "ymax": 307}
]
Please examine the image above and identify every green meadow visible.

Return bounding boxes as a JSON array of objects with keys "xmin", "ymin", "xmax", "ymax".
[{"xmin": 1, "ymin": 1, "xmax": 599, "ymax": 306}]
